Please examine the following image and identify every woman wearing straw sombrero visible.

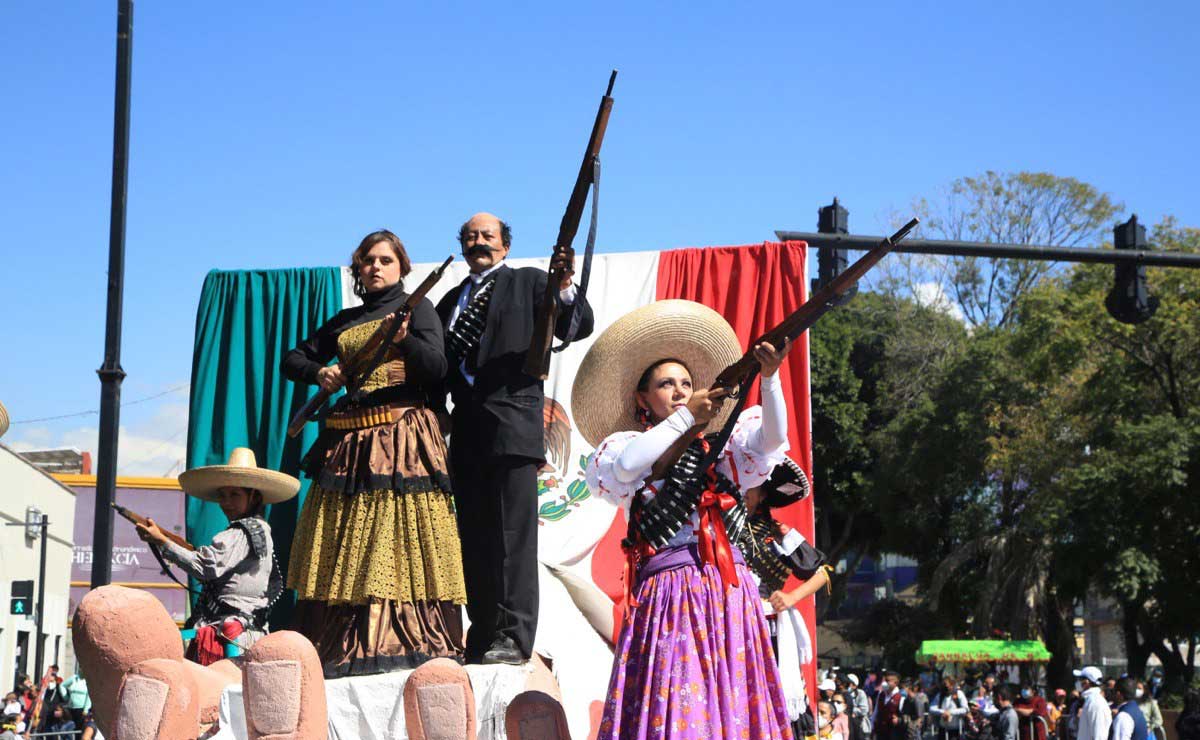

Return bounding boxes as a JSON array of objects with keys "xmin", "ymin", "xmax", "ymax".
[
  {"xmin": 573, "ymin": 299, "xmax": 798, "ymax": 740},
  {"xmin": 135, "ymin": 447, "xmax": 299, "ymax": 665}
]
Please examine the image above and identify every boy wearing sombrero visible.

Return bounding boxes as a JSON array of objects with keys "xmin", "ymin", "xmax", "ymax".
[{"xmin": 135, "ymin": 447, "xmax": 299, "ymax": 665}]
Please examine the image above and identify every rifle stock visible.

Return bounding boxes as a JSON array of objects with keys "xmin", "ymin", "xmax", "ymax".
[
  {"xmin": 524, "ymin": 70, "xmax": 617, "ymax": 379},
  {"xmin": 286, "ymin": 256, "xmax": 454, "ymax": 437},
  {"xmin": 113, "ymin": 502, "xmax": 195, "ymax": 551},
  {"xmin": 712, "ymin": 218, "xmax": 919, "ymax": 391}
]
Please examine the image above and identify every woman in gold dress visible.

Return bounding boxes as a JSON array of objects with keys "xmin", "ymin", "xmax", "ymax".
[{"xmin": 282, "ymin": 229, "xmax": 466, "ymax": 677}]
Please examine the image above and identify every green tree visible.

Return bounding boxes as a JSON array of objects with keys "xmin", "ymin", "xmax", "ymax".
[
  {"xmin": 907, "ymin": 171, "xmax": 1123, "ymax": 327},
  {"xmin": 809, "ymin": 291, "xmax": 966, "ymax": 616}
]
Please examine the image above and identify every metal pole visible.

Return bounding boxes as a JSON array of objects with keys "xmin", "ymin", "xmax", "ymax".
[
  {"xmin": 775, "ymin": 230, "xmax": 1200, "ymax": 268},
  {"xmin": 34, "ymin": 514, "xmax": 48, "ymax": 679},
  {"xmin": 92, "ymin": 0, "xmax": 134, "ymax": 589}
]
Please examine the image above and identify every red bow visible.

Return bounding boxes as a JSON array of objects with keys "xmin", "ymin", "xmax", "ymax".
[
  {"xmin": 697, "ymin": 480, "xmax": 740, "ymax": 589},
  {"xmin": 620, "ymin": 536, "xmax": 656, "ymax": 621}
]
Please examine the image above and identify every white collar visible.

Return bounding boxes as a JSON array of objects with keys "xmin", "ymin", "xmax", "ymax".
[{"xmin": 469, "ymin": 261, "xmax": 505, "ymax": 283}]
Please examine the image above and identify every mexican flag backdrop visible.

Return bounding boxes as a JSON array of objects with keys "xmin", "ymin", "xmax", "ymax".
[{"xmin": 187, "ymin": 241, "xmax": 814, "ymax": 739}]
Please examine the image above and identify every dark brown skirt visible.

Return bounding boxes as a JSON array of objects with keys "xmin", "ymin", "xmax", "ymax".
[{"xmin": 294, "ymin": 598, "xmax": 464, "ymax": 678}]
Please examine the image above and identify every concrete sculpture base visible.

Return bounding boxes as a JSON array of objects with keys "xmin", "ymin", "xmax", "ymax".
[{"xmin": 72, "ymin": 586, "xmax": 329, "ymax": 740}]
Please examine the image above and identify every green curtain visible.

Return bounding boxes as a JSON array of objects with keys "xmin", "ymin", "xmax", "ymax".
[{"xmin": 187, "ymin": 267, "xmax": 343, "ymax": 626}]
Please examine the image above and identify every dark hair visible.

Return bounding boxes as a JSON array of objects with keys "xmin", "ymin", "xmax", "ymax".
[
  {"xmin": 457, "ymin": 218, "xmax": 512, "ymax": 248},
  {"xmin": 636, "ymin": 358, "xmax": 692, "ymax": 392},
  {"xmin": 1115, "ymin": 677, "xmax": 1137, "ymax": 703},
  {"xmin": 994, "ymin": 686, "xmax": 1012, "ymax": 703},
  {"xmin": 350, "ymin": 230, "xmax": 412, "ymax": 297}
]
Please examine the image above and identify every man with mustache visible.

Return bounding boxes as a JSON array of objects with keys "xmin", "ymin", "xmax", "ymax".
[{"xmin": 435, "ymin": 211, "xmax": 595, "ymax": 665}]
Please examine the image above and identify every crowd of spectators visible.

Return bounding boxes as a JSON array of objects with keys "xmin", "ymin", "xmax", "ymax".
[
  {"xmin": 815, "ymin": 666, "xmax": 1200, "ymax": 740},
  {"xmin": 1, "ymin": 667, "xmax": 99, "ymax": 739}
]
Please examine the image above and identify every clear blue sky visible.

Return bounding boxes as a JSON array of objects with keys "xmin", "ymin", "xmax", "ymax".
[{"xmin": 3, "ymin": 0, "xmax": 1198, "ymax": 473}]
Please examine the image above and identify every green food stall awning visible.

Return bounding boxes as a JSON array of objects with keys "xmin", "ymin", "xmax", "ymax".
[{"xmin": 915, "ymin": 640, "xmax": 1052, "ymax": 664}]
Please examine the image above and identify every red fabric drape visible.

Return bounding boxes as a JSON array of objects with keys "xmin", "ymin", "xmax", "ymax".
[{"xmin": 655, "ymin": 240, "xmax": 818, "ymax": 704}]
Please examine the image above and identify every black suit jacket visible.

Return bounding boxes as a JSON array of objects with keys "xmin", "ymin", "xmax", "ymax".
[{"xmin": 435, "ymin": 264, "xmax": 594, "ymax": 460}]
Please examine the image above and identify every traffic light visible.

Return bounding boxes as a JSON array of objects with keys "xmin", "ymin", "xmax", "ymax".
[
  {"xmin": 814, "ymin": 197, "xmax": 856, "ymax": 304},
  {"xmin": 1105, "ymin": 215, "xmax": 1159, "ymax": 324},
  {"xmin": 10, "ymin": 580, "xmax": 33, "ymax": 616}
]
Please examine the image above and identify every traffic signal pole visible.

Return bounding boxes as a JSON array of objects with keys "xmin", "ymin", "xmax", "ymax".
[
  {"xmin": 34, "ymin": 514, "xmax": 48, "ymax": 679},
  {"xmin": 776, "ymin": 227, "xmax": 1200, "ymax": 269},
  {"xmin": 5, "ymin": 516, "xmax": 50, "ymax": 678},
  {"xmin": 779, "ymin": 200, "xmax": 1200, "ymax": 325}
]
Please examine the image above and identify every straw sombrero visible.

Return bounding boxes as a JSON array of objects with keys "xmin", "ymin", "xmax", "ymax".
[
  {"xmin": 0, "ymin": 401, "xmax": 8, "ymax": 440},
  {"xmin": 178, "ymin": 447, "xmax": 300, "ymax": 504},
  {"xmin": 572, "ymin": 300, "xmax": 743, "ymax": 448}
]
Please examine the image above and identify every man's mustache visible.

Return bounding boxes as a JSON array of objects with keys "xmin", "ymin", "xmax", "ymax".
[{"xmin": 465, "ymin": 245, "xmax": 498, "ymax": 257}]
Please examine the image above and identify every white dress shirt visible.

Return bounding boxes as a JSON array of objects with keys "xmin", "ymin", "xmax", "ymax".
[{"xmin": 1111, "ymin": 703, "xmax": 1136, "ymax": 740}]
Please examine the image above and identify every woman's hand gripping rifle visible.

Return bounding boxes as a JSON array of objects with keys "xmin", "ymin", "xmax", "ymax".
[
  {"xmin": 286, "ymin": 256, "xmax": 454, "ymax": 437},
  {"xmin": 648, "ymin": 217, "xmax": 919, "ymax": 480}
]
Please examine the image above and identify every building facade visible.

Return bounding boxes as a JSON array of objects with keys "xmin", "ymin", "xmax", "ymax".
[{"xmin": 0, "ymin": 444, "xmax": 77, "ymax": 685}]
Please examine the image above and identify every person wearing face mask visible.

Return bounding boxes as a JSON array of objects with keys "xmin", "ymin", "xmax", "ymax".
[
  {"xmin": 1135, "ymin": 680, "xmax": 1163, "ymax": 739},
  {"xmin": 136, "ymin": 448, "xmax": 299, "ymax": 665},
  {"xmin": 821, "ymin": 701, "xmax": 847, "ymax": 740},
  {"xmin": 434, "ymin": 212, "xmax": 594, "ymax": 666},
  {"xmin": 1111, "ymin": 678, "xmax": 1148, "ymax": 740},
  {"xmin": 873, "ymin": 671, "xmax": 908, "ymax": 740},
  {"xmin": 282, "ymin": 230, "xmax": 467, "ymax": 676},
  {"xmin": 833, "ymin": 693, "xmax": 853, "ymax": 740},
  {"xmin": 1014, "ymin": 685, "xmax": 1049, "ymax": 740},
  {"xmin": 1073, "ymin": 666, "xmax": 1112, "ymax": 740}
]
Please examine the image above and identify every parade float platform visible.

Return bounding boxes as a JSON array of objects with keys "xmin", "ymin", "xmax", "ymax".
[{"xmin": 214, "ymin": 662, "xmax": 533, "ymax": 740}]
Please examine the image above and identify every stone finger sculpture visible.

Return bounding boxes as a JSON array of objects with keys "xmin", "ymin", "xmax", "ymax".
[
  {"xmin": 113, "ymin": 658, "xmax": 200, "ymax": 740},
  {"xmin": 241, "ymin": 630, "xmax": 327, "ymax": 740},
  {"xmin": 403, "ymin": 657, "xmax": 477, "ymax": 740},
  {"xmin": 72, "ymin": 585, "xmax": 187, "ymax": 737},
  {"xmin": 505, "ymin": 690, "xmax": 571, "ymax": 740}
]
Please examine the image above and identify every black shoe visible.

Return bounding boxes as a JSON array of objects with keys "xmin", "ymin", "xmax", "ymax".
[{"xmin": 481, "ymin": 636, "xmax": 526, "ymax": 666}]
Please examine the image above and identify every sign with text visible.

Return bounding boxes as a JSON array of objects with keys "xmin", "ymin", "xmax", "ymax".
[{"xmin": 58, "ymin": 476, "xmax": 189, "ymax": 622}]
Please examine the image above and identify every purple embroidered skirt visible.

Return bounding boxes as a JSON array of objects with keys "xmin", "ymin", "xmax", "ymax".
[{"xmin": 597, "ymin": 544, "xmax": 794, "ymax": 740}]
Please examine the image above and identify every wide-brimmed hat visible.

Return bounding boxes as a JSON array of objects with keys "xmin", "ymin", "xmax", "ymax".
[
  {"xmin": 178, "ymin": 447, "xmax": 300, "ymax": 504},
  {"xmin": 572, "ymin": 300, "xmax": 742, "ymax": 448},
  {"xmin": 0, "ymin": 401, "xmax": 8, "ymax": 440},
  {"xmin": 761, "ymin": 457, "xmax": 811, "ymax": 508}
]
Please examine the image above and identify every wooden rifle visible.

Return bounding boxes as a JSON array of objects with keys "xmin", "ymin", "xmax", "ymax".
[
  {"xmin": 286, "ymin": 256, "xmax": 454, "ymax": 438},
  {"xmin": 712, "ymin": 217, "xmax": 920, "ymax": 391},
  {"xmin": 523, "ymin": 70, "xmax": 617, "ymax": 379},
  {"xmin": 112, "ymin": 502, "xmax": 195, "ymax": 551},
  {"xmin": 648, "ymin": 218, "xmax": 919, "ymax": 480}
]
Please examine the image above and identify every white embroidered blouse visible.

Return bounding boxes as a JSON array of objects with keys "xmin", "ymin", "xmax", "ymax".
[{"xmin": 585, "ymin": 372, "xmax": 790, "ymax": 548}]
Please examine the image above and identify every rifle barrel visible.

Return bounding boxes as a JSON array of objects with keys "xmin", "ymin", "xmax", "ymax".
[{"xmin": 713, "ymin": 217, "xmax": 919, "ymax": 389}]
